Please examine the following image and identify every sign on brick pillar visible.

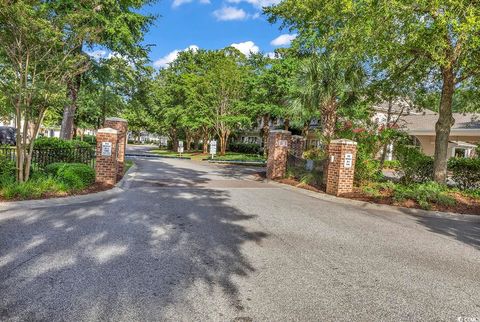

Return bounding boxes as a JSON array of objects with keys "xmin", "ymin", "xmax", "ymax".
[
  {"xmin": 267, "ymin": 130, "xmax": 292, "ymax": 180},
  {"xmin": 326, "ymin": 139, "xmax": 357, "ymax": 196},
  {"xmin": 104, "ymin": 117, "xmax": 128, "ymax": 180},
  {"xmin": 290, "ymin": 135, "xmax": 306, "ymax": 158},
  {"xmin": 96, "ymin": 128, "xmax": 119, "ymax": 186}
]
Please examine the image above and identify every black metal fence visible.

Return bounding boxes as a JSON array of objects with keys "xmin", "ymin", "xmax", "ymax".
[
  {"xmin": 286, "ymin": 153, "xmax": 327, "ymax": 187},
  {"xmin": 0, "ymin": 146, "xmax": 95, "ymax": 171}
]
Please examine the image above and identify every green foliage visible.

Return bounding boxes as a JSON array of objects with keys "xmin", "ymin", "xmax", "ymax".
[
  {"xmin": 34, "ymin": 137, "xmax": 91, "ymax": 149},
  {"xmin": 0, "ymin": 157, "xmax": 16, "ymax": 188},
  {"xmin": 74, "ymin": 135, "xmax": 96, "ymax": 146},
  {"xmin": 383, "ymin": 160, "xmax": 401, "ymax": 170},
  {"xmin": 393, "ymin": 182, "xmax": 456, "ymax": 210},
  {"xmin": 45, "ymin": 163, "xmax": 95, "ymax": 190},
  {"xmin": 356, "ymin": 158, "xmax": 382, "ymax": 184},
  {"xmin": 1, "ymin": 176, "xmax": 69, "ymax": 200},
  {"xmin": 448, "ymin": 158, "xmax": 480, "ymax": 190},
  {"xmin": 395, "ymin": 144, "xmax": 433, "ymax": 184},
  {"xmin": 303, "ymin": 148, "xmax": 326, "ymax": 160},
  {"xmin": 228, "ymin": 142, "xmax": 262, "ymax": 155}
]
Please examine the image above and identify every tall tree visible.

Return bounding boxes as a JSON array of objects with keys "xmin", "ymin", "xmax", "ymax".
[
  {"xmin": 0, "ymin": 1, "xmax": 81, "ymax": 182},
  {"xmin": 266, "ymin": 0, "xmax": 480, "ymax": 183},
  {"xmin": 52, "ymin": 0, "xmax": 154, "ymax": 139}
]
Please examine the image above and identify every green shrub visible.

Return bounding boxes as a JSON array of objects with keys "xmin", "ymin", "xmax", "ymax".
[
  {"xmin": 34, "ymin": 137, "xmax": 91, "ymax": 149},
  {"xmin": 394, "ymin": 144, "xmax": 433, "ymax": 184},
  {"xmin": 448, "ymin": 157, "xmax": 480, "ymax": 190},
  {"xmin": 393, "ymin": 181, "xmax": 455, "ymax": 210},
  {"xmin": 383, "ymin": 160, "xmax": 401, "ymax": 170},
  {"xmin": 228, "ymin": 142, "xmax": 262, "ymax": 155},
  {"xmin": 303, "ymin": 148, "xmax": 326, "ymax": 160},
  {"xmin": 1, "ymin": 176, "xmax": 68, "ymax": 200},
  {"xmin": 355, "ymin": 153, "xmax": 383, "ymax": 183},
  {"xmin": 74, "ymin": 135, "xmax": 96, "ymax": 146},
  {"xmin": 45, "ymin": 163, "xmax": 95, "ymax": 190}
]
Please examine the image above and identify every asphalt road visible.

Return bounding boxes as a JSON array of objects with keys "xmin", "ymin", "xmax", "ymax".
[{"xmin": 1, "ymin": 147, "xmax": 479, "ymax": 321}]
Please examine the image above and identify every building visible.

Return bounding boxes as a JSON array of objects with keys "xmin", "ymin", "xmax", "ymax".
[{"xmin": 400, "ymin": 112, "xmax": 480, "ymax": 158}]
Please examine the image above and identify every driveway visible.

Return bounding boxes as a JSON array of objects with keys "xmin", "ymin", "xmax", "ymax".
[{"xmin": 1, "ymin": 156, "xmax": 479, "ymax": 321}]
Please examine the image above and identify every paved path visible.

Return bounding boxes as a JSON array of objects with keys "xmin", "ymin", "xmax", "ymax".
[{"xmin": 1, "ymin": 155, "xmax": 479, "ymax": 321}]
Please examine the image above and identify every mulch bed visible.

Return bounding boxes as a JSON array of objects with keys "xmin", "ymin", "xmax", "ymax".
[
  {"xmin": 275, "ymin": 177, "xmax": 480, "ymax": 216},
  {"xmin": 0, "ymin": 182, "xmax": 114, "ymax": 203}
]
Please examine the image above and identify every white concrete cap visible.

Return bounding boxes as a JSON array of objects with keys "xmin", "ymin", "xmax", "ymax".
[
  {"xmin": 330, "ymin": 139, "xmax": 357, "ymax": 145},
  {"xmin": 97, "ymin": 127, "xmax": 118, "ymax": 134}
]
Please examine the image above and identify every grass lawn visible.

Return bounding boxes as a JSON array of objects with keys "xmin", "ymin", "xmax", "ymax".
[
  {"xmin": 150, "ymin": 149, "xmax": 206, "ymax": 160},
  {"xmin": 208, "ymin": 152, "xmax": 265, "ymax": 163},
  {"xmin": 125, "ymin": 160, "xmax": 134, "ymax": 173}
]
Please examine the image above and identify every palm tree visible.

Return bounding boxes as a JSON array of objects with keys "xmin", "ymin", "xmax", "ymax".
[{"xmin": 297, "ymin": 53, "xmax": 365, "ymax": 143}]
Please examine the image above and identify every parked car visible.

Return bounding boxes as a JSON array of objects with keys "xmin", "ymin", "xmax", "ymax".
[{"xmin": 0, "ymin": 126, "xmax": 16, "ymax": 145}]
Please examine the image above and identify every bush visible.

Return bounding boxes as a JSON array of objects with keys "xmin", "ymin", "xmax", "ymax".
[
  {"xmin": 448, "ymin": 157, "xmax": 480, "ymax": 189},
  {"xmin": 303, "ymin": 148, "xmax": 326, "ymax": 160},
  {"xmin": 228, "ymin": 142, "xmax": 262, "ymax": 155},
  {"xmin": 34, "ymin": 137, "xmax": 91, "ymax": 149},
  {"xmin": 394, "ymin": 144, "xmax": 433, "ymax": 184},
  {"xmin": 74, "ymin": 135, "xmax": 96, "ymax": 145},
  {"xmin": 393, "ymin": 181, "xmax": 455, "ymax": 210},
  {"xmin": 383, "ymin": 160, "xmax": 401, "ymax": 170},
  {"xmin": 45, "ymin": 163, "xmax": 95, "ymax": 190},
  {"xmin": 1, "ymin": 176, "xmax": 68, "ymax": 200}
]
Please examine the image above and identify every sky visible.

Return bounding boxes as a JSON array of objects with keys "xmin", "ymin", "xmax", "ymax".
[{"xmin": 137, "ymin": 0, "xmax": 296, "ymax": 68}]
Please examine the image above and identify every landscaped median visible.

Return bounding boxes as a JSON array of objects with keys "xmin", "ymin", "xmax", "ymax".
[{"xmin": 149, "ymin": 149, "xmax": 266, "ymax": 165}]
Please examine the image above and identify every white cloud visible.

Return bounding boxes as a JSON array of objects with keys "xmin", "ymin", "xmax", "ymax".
[
  {"xmin": 230, "ymin": 41, "xmax": 259, "ymax": 56},
  {"xmin": 227, "ymin": 0, "xmax": 281, "ymax": 9},
  {"xmin": 271, "ymin": 34, "xmax": 297, "ymax": 46},
  {"xmin": 172, "ymin": 0, "xmax": 210, "ymax": 8},
  {"xmin": 153, "ymin": 45, "xmax": 199, "ymax": 68},
  {"xmin": 213, "ymin": 6, "xmax": 247, "ymax": 21},
  {"xmin": 87, "ymin": 50, "xmax": 107, "ymax": 60}
]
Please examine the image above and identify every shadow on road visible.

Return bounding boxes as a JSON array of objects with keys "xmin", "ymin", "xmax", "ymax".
[{"xmin": 0, "ymin": 159, "xmax": 268, "ymax": 320}]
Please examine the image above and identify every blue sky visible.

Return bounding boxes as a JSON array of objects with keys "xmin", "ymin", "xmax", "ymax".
[{"xmin": 138, "ymin": 0, "xmax": 296, "ymax": 67}]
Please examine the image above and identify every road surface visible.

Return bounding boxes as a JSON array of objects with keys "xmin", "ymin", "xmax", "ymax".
[{"xmin": 1, "ymin": 148, "xmax": 479, "ymax": 321}]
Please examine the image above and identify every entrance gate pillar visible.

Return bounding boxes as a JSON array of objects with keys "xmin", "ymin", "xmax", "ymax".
[
  {"xmin": 104, "ymin": 117, "xmax": 128, "ymax": 180},
  {"xmin": 95, "ymin": 128, "xmax": 119, "ymax": 185},
  {"xmin": 326, "ymin": 139, "xmax": 357, "ymax": 196},
  {"xmin": 266, "ymin": 130, "xmax": 291, "ymax": 180}
]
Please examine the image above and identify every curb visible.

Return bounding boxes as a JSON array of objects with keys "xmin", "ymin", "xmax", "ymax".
[
  {"xmin": 0, "ymin": 163, "xmax": 137, "ymax": 211},
  {"xmin": 126, "ymin": 153, "xmax": 191, "ymax": 160},
  {"xmin": 206, "ymin": 160, "xmax": 266, "ymax": 167},
  {"xmin": 265, "ymin": 179, "xmax": 480, "ymax": 221}
]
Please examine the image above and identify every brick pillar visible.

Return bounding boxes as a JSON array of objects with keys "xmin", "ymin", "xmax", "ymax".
[
  {"xmin": 290, "ymin": 135, "xmax": 306, "ymax": 158},
  {"xmin": 95, "ymin": 128, "xmax": 119, "ymax": 185},
  {"xmin": 104, "ymin": 117, "xmax": 128, "ymax": 180},
  {"xmin": 326, "ymin": 139, "xmax": 357, "ymax": 196},
  {"xmin": 267, "ymin": 130, "xmax": 292, "ymax": 180}
]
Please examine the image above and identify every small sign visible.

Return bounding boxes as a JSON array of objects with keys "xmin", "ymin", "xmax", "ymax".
[
  {"xmin": 178, "ymin": 141, "xmax": 184, "ymax": 148},
  {"xmin": 101, "ymin": 142, "xmax": 112, "ymax": 156},
  {"xmin": 344, "ymin": 153, "xmax": 353, "ymax": 168},
  {"xmin": 178, "ymin": 147, "xmax": 184, "ymax": 153},
  {"xmin": 210, "ymin": 140, "xmax": 217, "ymax": 156},
  {"xmin": 278, "ymin": 140, "xmax": 288, "ymax": 147}
]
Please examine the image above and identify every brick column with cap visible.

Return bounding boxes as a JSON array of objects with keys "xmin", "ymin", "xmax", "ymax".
[
  {"xmin": 95, "ymin": 128, "xmax": 119, "ymax": 186},
  {"xmin": 326, "ymin": 139, "xmax": 357, "ymax": 196},
  {"xmin": 104, "ymin": 117, "xmax": 128, "ymax": 180},
  {"xmin": 290, "ymin": 135, "xmax": 306, "ymax": 158},
  {"xmin": 267, "ymin": 130, "xmax": 292, "ymax": 180}
]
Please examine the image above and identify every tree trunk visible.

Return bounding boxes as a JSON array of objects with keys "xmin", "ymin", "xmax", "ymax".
[
  {"xmin": 379, "ymin": 99, "xmax": 394, "ymax": 170},
  {"xmin": 219, "ymin": 131, "xmax": 229, "ymax": 156},
  {"xmin": 302, "ymin": 121, "xmax": 310, "ymax": 149},
  {"xmin": 202, "ymin": 128, "xmax": 209, "ymax": 154},
  {"xmin": 284, "ymin": 118, "xmax": 290, "ymax": 131},
  {"xmin": 321, "ymin": 97, "xmax": 338, "ymax": 143},
  {"xmin": 60, "ymin": 74, "xmax": 81, "ymax": 140},
  {"xmin": 262, "ymin": 114, "xmax": 270, "ymax": 158},
  {"xmin": 433, "ymin": 67, "xmax": 455, "ymax": 183},
  {"xmin": 170, "ymin": 129, "xmax": 178, "ymax": 152}
]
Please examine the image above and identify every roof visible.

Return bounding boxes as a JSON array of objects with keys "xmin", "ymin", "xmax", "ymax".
[
  {"xmin": 449, "ymin": 141, "xmax": 478, "ymax": 148},
  {"xmin": 373, "ymin": 99, "xmax": 435, "ymax": 116},
  {"xmin": 400, "ymin": 112, "xmax": 480, "ymax": 135}
]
